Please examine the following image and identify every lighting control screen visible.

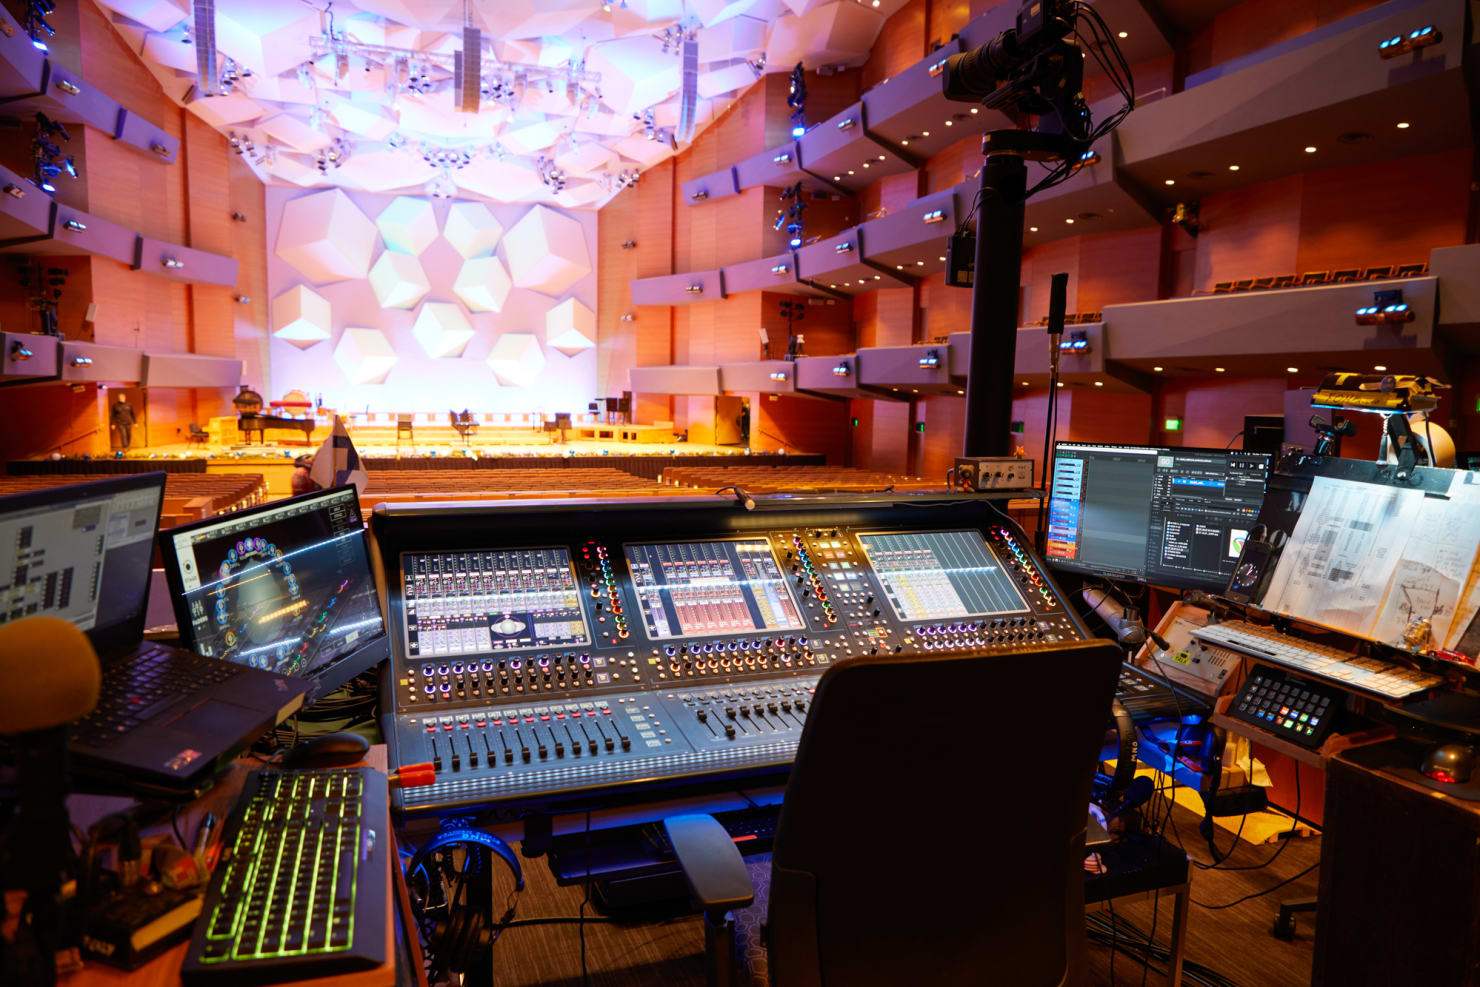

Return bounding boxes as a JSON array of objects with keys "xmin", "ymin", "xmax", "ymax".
[
  {"xmin": 401, "ymin": 547, "xmax": 589, "ymax": 657},
  {"xmin": 169, "ymin": 486, "xmax": 384, "ymax": 679},
  {"xmin": 1046, "ymin": 443, "xmax": 1270, "ymax": 592},
  {"xmin": 855, "ymin": 530, "xmax": 1027, "ymax": 622},
  {"xmin": 625, "ymin": 539, "xmax": 804, "ymax": 640}
]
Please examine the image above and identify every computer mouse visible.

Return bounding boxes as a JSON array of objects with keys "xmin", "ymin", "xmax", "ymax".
[
  {"xmin": 281, "ymin": 732, "xmax": 371, "ymax": 769},
  {"xmin": 1420, "ymin": 743, "xmax": 1476, "ymax": 785}
]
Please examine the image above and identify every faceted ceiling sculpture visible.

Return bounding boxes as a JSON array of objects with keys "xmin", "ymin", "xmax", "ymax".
[{"xmin": 98, "ymin": 0, "xmax": 907, "ymax": 206}]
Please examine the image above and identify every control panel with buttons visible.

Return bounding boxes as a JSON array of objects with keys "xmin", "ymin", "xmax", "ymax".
[{"xmin": 375, "ymin": 495, "xmax": 1087, "ymax": 815}]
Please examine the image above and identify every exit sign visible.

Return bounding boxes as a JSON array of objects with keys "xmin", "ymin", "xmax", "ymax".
[{"xmin": 1164, "ymin": 417, "xmax": 1183, "ymax": 432}]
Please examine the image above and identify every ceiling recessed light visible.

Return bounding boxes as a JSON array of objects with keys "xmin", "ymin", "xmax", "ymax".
[
  {"xmin": 862, "ymin": 162, "xmax": 870, "ymax": 167},
  {"xmin": 900, "ymin": 139, "xmax": 909, "ymax": 146},
  {"xmin": 937, "ymin": 256, "xmax": 945, "ymax": 261},
  {"xmin": 1065, "ymin": 218, "xmax": 1075, "ymax": 224},
  {"xmin": 1117, "ymin": 31, "xmax": 1128, "ymax": 38},
  {"xmin": 1286, "ymin": 366, "xmax": 1299, "ymax": 373},
  {"xmin": 1396, "ymin": 121, "xmax": 1410, "ymax": 129},
  {"xmin": 1029, "ymin": 226, "xmax": 1038, "ymax": 232},
  {"xmin": 1021, "ymin": 381, "xmax": 1029, "ymax": 386},
  {"xmin": 969, "ymin": 107, "xmax": 978, "ymax": 114},
  {"xmin": 1228, "ymin": 164, "xmax": 1240, "ymax": 171},
  {"xmin": 944, "ymin": 120, "xmax": 953, "ymax": 126},
  {"xmin": 847, "ymin": 170, "xmax": 854, "ymax": 175},
  {"xmin": 1056, "ymin": 382, "xmax": 1064, "ymax": 388},
  {"xmin": 916, "ymin": 260, "xmax": 924, "ymax": 266},
  {"xmin": 1373, "ymin": 364, "xmax": 1388, "ymax": 371},
  {"xmin": 833, "ymin": 175, "xmax": 841, "ymax": 180},
  {"xmin": 922, "ymin": 130, "xmax": 930, "ymax": 136},
  {"xmin": 1164, "ymin": 179, "xmax": 1175, "ymax": 186},
  {"xmin": 1093, "ymin": 380, "xmax": 1104, "ymax": 387},
  {"xmin": 1304, "ymin": 145, "xmax": 1317, "ymax": 153},
  {"xmin": 1215, "ymin": 367, "xmax": 1226, "ymax": 372},
  {"xmin": 877, "ymin": 155, "xmax": 885, "ymax": 161},
  {"xmin": 1152, "ymin": 366, "xmax": 1163, "ymax": 372},
  {"xmin": 896, "ymin": 264, "xmax": 904, "ymax": 270}
]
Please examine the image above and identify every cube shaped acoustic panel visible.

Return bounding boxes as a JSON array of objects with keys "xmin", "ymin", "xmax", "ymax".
[
  {"xmin": 275, "ymin": 189, "xmax": 379, "ymax": 283},
  {"xmin": 486, "ymin": 333, "xmax": 546, "ymax": 386},
  {"xmin": 544, "ymin": 298, "xmax": 595, "ymax": 356},
  {"xmin": 333, "ymin": 327, "xmax": 398, "ymax": 384},
  {"xmin": 443, "ymin": 202, "xmax": 504, "ymax": 259},
  {"xmin": 503, "ymin": 205, "xmax": 591, "ymax": 296},
  {"xmin": 368, "ymin": 251, "xmax": 432, "ymax": 309},
  {"xmin": 453, "ymin": 256, "xmax": 513, "ymax": 313},
  {"xmin": 411, "ymin": 302, "xmax": 475, "ymax": 358},
  {"xmin": 271, "ymin": 284, "xmax": 332, "ymax": 349},
  {"xmin": 375, "ymin": 196, "xmax": 439, "ymax": 255}
]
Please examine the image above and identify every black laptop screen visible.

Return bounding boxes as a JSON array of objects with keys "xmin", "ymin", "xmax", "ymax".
[
  {"xmin": 0, "ymin": 475, "xmax": 163, "ymax": 647},
  {"xmin": 162, "ymin": 486, "xmax": 385, "ymax": 694}
]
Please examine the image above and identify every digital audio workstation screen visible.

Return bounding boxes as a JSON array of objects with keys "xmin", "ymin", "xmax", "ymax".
[
  {"xmin": 625, "ymin": 539, "xmax": 805, "ymax": 640},
  {"xmin": 170, "ymin": 487, "xmax": 384, "ymax": 677},
  {"xmin": 0, "ymin": 484, "xmax": 159, "ymax": 632},
  {"xmin": 1046, "ymin": 443, "xmax": 1270, "ymax": 592},
  {"xmin": 401, "ymin": 547, "xmax": 589, "ymax": 657},
  {"xmin": 855, "ymin": 530, "xmax": 1027, "ymax": 622}
]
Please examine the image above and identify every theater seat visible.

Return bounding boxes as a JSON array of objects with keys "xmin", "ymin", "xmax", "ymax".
[{"xmin": 665, "ymin": 639, "xmax": 1123, "ymax": 987}]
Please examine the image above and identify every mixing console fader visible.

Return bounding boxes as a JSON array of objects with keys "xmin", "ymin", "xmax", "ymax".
[{"xmin": 373, "ymin": 495, "xmax": 1089, "ymax": 816}]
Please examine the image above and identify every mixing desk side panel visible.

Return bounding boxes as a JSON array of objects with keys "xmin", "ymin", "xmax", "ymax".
[{"xmin": 371, "ymin": 497, "xmax": 1089, "ymax": 816}]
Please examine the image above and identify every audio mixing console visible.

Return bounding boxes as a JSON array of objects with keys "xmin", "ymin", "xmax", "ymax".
[{"xmin": 372, "ymin": 495, "xmax": 1087, "ymax": 817}]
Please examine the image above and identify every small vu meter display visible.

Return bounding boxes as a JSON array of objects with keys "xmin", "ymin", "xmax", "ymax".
[
  {"xmin": 402, "ymin": 547, "xmax": 590, "ymax": 657},
  {"xmin": 625, "ymin": 539, "xmax": 805, "ymax": 640}
]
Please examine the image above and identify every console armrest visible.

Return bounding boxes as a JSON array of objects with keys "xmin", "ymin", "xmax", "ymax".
[{"xmin": 663, "ymin": 814, "xmax": 755, "ymax": 916}]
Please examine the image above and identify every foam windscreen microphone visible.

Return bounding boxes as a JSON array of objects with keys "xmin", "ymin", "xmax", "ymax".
[
  {"xmin": 0, "ymin": 616, "xmax": 101, "ymax": 978},
  {"xmin": 0, "ymin": 615, "xmax": 101, "ymax": 734}
]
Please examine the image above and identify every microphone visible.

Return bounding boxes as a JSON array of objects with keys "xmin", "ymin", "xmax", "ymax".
[{"xmin": 0, "ymin": 617, "xmax": 102, "ymax": 983}]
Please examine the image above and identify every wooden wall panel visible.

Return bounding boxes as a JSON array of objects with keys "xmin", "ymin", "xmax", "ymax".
[
  {"xmin": 856, "ymin": 287, "xmax": 916, "ymax": 347},
  {"xmin": 922, "ymin": 135, "xmax": 978, "ymax": 194},
  {"xmin": 1153, "ymin": 376, "xmax": 1289, "ymax": 450},
  {"xmin": 754, "ymin": 394, "xmax": 851, "ymax": 460},
  {"xmin": 920, "ymin": 272, "xmax": 970, "ymax": 340},
  {"xmin": 1074, "ymin": 227, "xmax": 1163, "ymax": 313},
  {"xmin": 1294, "ymin": 149, "xmax": 1470, "ymax": 274},
  {"xmin": 862, "ymin": 0, "xmax": 927, "ymax": 90},
  {"xmin": 849, "ymin": 397, "xmax": 912, "ymax": 472},
  {"xmin": 229, "ymin": 155, "xmax": 270, "ymax": 397},
  {"xmin": 1019, "ymin": 236, "xmax": 1081, "ymax": 324},
  {"xmin": 928, "ymin": 0, "xmax": 974, "ymax": 46},
  {"xmin": 0, "ymin": 383, "xmax": 104, "ymax": 460},
  {"xmin": 1190, "ymin": 176, "xmax": 1302, "ymax": 291},
  {"xmin": 1184, "ymin": 0, "xmax": 1384, "ymax": 77}
]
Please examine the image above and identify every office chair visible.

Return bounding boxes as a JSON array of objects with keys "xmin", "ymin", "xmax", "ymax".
[{"xmin": 665, "ymin": 639, "xmax": 1124, "ymax": 987}]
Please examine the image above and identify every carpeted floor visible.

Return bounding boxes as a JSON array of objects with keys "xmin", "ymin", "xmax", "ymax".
[{"xmin": 437, "ymin": 798, "xmax": 1321, "ymax": 987}]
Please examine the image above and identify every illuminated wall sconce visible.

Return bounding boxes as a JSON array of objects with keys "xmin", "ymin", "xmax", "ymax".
[
  {"xmin": 62, "ymin": 219, "xmax": 86, "ymax": 231},
  {"xmin": 918, "ymin": 349, "xmax": 940, "ymax": 369},
  {"xmin": 831, "ymin": 363, "xmax": 851, "ymax": 377}
]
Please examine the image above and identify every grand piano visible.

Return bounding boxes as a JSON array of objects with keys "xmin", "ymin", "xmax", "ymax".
[{"xmin": 232, "ymin": 385, "xmax": 315, "ymax": 446}]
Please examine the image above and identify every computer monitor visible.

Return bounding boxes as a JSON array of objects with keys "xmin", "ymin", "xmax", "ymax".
[
  {"xmin": 159, "ymin": 485, "xmax": 387, "ymax": 702},
  {"xmin": 1045, "ymin": 443, "xmax": 1271, "ymax": 593},
  {"xmin": 0, "ymin": 473, "xmax": 165, "ymax": 657}
]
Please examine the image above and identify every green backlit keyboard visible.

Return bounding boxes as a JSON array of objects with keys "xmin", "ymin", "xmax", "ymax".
[{"xmin": 181, "ymin": 766, "xmax": 388, "ymax": 986}]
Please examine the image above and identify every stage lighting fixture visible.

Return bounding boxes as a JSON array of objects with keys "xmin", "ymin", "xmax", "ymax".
[
  {"xmin": 71, "ymin": 357, "xmax": 93, "ymax": 367},
  {"xmin": 1058, "ymin": 332, "xmax": 1090, "ymax": 353},
  {"xmin": 791, "ymin": 124, "xmax": 806, "ymax": 138},
  {"xmin": 24, "ymin": 0, "xmax": 55, "ymax": 51},
  {"xmin": 4, "ymin": 184, "xmax": 23, "ymax": 199},
  {"xmin": 10, "ymin": 342, "xmax": 34, "ymax": 360},
  {"xmin": 787, "ymin": 225, "xmax": 803, "ymax": 248},
  {"xmin": 234, "ymin": 294, "xmax": 251, "ymax": 304},
  {"xmin": 162, "ymin": 258, "xmax": 185, "ymax": 270},
  {"xmin": 1378, "ymin": 25, "xmax": 1440, "ymax": 58},
  {"xmin": 620, "ymin": 313, "xmax": 635, "ymax": 323},
  {"xmin": 621, "ymin": 239, "xmax": 637, "ymax": 249},
  {"xmin": 832, "ymin": 363, "xmax": 850, "ymax": 377},
  {"xmin": 918, "ymin": 350, "xmax": 941, "ymax": 369},
  {"xmin": 1355, "ymin": 289, "xmax": 1414, "ymax": 325},
  {"xmin": 769, "ymin": 371, "xmax": 788, "ymax": 382},
  {"xmin": 61, "ymin": 219, "xmax": 85, "ymax": 231}
]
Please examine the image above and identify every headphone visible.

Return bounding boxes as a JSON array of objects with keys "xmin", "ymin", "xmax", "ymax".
[
  {"xmin": 1094, "ymin": 699, "xmax": 1146, "ymax": 815},
  {"xmin": 404, "ymin": 820, "xmax": 524, "ymax": 980}
]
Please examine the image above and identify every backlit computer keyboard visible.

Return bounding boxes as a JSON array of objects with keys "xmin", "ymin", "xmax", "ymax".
[
  {"xmin": 181, "ymin": 766, "xmax": 387, "ymax": 985},
  {"xmin": 1190, "ymin": 620, "xmax": 1445, "ymax": 699},
  {"xmin": 71, "ymin": 645, "xmax": 239, "ymax": 747},
  {"xmin": 1114, "ymin": 663, "xmax": 1210, "ymax": 722}
]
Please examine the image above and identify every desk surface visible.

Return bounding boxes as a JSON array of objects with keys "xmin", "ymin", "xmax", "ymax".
[{"xmin": 63, "ymin": 748, "xmax": 406, "ymax": 987}]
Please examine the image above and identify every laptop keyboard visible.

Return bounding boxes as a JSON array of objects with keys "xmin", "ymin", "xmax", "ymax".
[{"xmin": 71, "ymin": 644, "xmax": 241, "ymax": 747}]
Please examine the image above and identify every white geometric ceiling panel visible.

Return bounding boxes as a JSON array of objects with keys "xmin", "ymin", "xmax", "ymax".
[
  {"xmin": 412, "ymin": 302, "xmax": 476, "ymax": 358},
  {"xmin": 333, "ymin": 149, "xmax": 440, "ymax": 193},
  {"xmin": 185, "ymin": 93, "xmax": 267, "ymax": 128},
  {"xmin": 452, "ymin": 256, "xmax": 513, "ymax": 312},
  {"xmin": 333, "ymin": 327, "xmax": 399, "ymax": 384},
  {"xmin": 368, "ymin": 250, "xmax": 432, "ymax": 308},
  {"xmin": 503, "ymin": 205, "xmax": 590, "ymax": 296},
  {"xmin": 443, "ymin": 202, "xmax": 504, "ymax": 258},
  {"xmin": 96, "ymin": 0, "xmax": 186, "ymax": 32},
  {"xmin": 102, "ymin": 0, "xmax": 898, "ymax": 208},
  {"xmin": 545, "ymin": 298, "xmax": 595, "ymax": 356},
  {"xmin": 485, "ymin": 333, "xmax": 546, "ymax": 387},
  {"xmin": 585, "ymin": 36, "xmax": 682, "ymax": 118},
  {"xmin": 275, "ymin": 189, "xmax": 379, "ymax": 283},
  {"xmin": 271, "ymin": 284, "xmax": 332, "ymax": 349},
  {"xmin": 375, "ymin": 197, "xmax": 439, "ymax": 255}
]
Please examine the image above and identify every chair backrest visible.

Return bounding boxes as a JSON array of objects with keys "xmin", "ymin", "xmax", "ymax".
[{"xmin": 766, "ymin": 639, "xmax": 1122, "ymax": 987}]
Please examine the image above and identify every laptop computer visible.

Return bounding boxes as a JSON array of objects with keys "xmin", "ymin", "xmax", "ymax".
[
  {"xmin": 0, "ymin": 473, "xmax": 308, "ymax": 792},
  {"xmin": 157, "ymin": 484, "xmax": 388, "ymax": 707}
]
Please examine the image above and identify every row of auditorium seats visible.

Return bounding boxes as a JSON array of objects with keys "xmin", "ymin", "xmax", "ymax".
[
  {"xmin": 0, "ymin": 473, "xmax": 267, "ymax": 528},
  {"xmin": 359, "ymin": 468, "xmax": 677, "ymax": 509},
  {"xmin": 660, "ymin": 465, "xmax": 949, "ymax": 494},
  {"xmin": 1199, "ymin": 263, "xmax": 1428, "ymax": 294}
]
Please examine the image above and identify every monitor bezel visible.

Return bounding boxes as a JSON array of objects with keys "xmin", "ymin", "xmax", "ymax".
[
  {"xmin": 1046, "ymin": 441, "xmax": 1272, "ymax": 594},
  {"xmin": 157, "ymin": 484, "xmax": 388, "ymax": 702}
]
